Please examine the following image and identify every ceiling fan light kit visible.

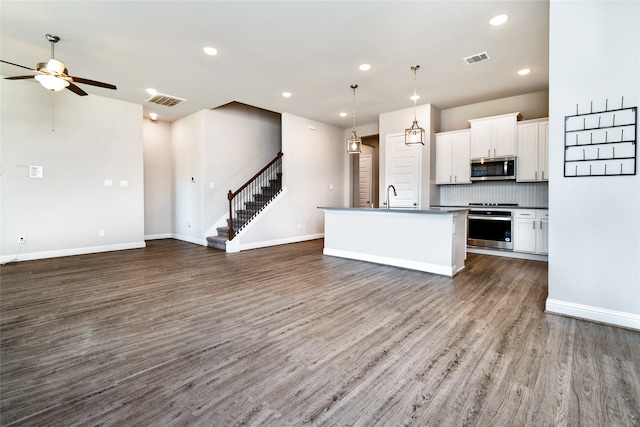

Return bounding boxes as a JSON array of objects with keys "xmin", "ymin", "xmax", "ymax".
[
  {"xmin": 1, "ymin": 33, "xmax": 117, "ymax": 96},
  {"xmin": 34, "ymin": 74, "xmax": 69, "ymax": 91}
]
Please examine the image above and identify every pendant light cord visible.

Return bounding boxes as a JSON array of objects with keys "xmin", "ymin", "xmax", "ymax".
[
  {"xmin": 351, "ymin": 84, "xmax": 358, "ymax": 134},
  {"xmin": 411, "ymin": 65, "xmax": 420, "ymax": 121}
]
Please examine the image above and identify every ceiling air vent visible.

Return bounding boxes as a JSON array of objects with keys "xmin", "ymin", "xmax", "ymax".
[
  {"xmin": 145, "ymin": 93, "xmax": 187, "ymax": 107},
  {"xmin": 463, "ymin": 51, "xmax": 490, "ymax": 65}
]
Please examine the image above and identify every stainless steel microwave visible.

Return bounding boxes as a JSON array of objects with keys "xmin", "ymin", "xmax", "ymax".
[{"xmin": 470, "ymin": 157, "xmax": 516, "ymax": 181}]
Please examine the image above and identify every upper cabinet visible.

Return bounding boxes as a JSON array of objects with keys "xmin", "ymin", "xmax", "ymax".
[
  {"xmin": 436, "ymin": 129, "xmax": 471, "ymax": 185},
  {"xmin": 517, "ymin": 119, "xmax": 549, "ymax": 182},
  {"xmin": 468, "ymin": 112, "xmax": 519, "ymax": 159}
]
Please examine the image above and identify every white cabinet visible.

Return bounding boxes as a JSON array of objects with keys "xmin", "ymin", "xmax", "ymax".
[
  {"xmin": 513, "ymin": 210, "xmax": 548, "ymax": 254},
  {"xmin": 436, "ymin": 130, "xmax": 471, "ymax": 184},
  {"xmin": 538, "ymin": 210, "xmax": 549, "ymax": 254},
  {"xmin": 517, "ymin": 119, "xmax": 549, "ymax": 182},
  {"xmin": 469, "ymin": 112, "xmax": 519, "ymax": 159}
]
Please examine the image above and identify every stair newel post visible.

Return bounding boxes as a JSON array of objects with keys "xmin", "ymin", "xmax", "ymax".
[{"xmin": 227, "ymin": 190, "xmax": 235, "ymax": 240}]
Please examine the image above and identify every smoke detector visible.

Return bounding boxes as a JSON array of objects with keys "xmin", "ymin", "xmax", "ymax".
[{"xmin": 463, "ymin": 52, "xmax": 490, "ymax": 65}]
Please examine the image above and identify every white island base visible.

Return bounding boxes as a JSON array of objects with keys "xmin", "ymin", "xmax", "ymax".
[{"xmin": 320, "ymin": 207, "xmax": 467, "ymax": 277}]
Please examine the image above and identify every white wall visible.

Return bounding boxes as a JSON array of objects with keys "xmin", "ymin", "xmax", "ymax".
[
  {"xmin": 170, "ymin": 104, "xmax": 281, "ymax": 245},
  {"xmin": 547, "ymin": 0, "xmax": 640, "ymax": 329},
  {"xmin": 0, "ymin": 80, "xmax": 145, "ymax": 261},
  {"xmin": 233, "ymin": 113, "xmax": 345, "ymax": 249},
  {"xmin": 171, "ymin": 111, "xmax": 207, "ymax": 244},
  {"xmin": 440, "ymin": 90, "xmax": 549, "ymax": 132},
  {"xmin": 204, "ymin": 103, "xmax": 281, "ymax": 233},
  {"xmin": 143, "ymin": 119, "xmax": 172, "ymax": 239}
]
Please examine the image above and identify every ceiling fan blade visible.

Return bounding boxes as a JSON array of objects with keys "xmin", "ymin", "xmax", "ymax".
[
  {"xmin": 1, "ymin": 59, "xmax": 36, "ymax": 71},
  {"xmin": 69, "ymin": 76, "xmax": 116, "ymax": 90},
  {"xmin": 66, "ymin": 82, "xmax": 88, "ymax": 96},
  {"xmin": 5, "ymin": 75, "xmax": 36, "ymax": 80}
]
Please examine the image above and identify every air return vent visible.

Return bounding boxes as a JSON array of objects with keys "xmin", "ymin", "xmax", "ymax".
[
  {"xmin": 145, "ymin": 93, "xmax": 187, "ymax": 107},
  {"xmin": 463, "ymin": 51, "xmax": 490, "ymax": 65}
]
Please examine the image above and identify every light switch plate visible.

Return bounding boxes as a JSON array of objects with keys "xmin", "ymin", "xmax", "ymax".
[{"xmin": 29, "ymin": 166, "xmax": 43, "ymax": 179}]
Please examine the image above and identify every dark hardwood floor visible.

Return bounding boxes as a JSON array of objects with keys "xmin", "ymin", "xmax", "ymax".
[{"xmin": 1, "ymin": 239, "xmax": 638, "ymax": 426}]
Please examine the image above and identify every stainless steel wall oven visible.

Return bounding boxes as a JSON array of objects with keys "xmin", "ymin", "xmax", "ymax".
[{"xmin": 467, "ymin": 209, "xmax": 513, "ymax": 250}]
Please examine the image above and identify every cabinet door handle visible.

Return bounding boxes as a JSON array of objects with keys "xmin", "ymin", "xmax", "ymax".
[
  {"xmin": 535, "ymin": 171, "xmax": 537, "ymax": 180},
  {"xmin": 488, "ymin": 149, "xmax": 491, "ymax": 157},
  {"xmin": 541, "ymin": 171, "xmax": 545, "ymax": 180},
  {"xmin": 450, "ymin": 175, "xmax": 452, "ymax": 183},
  {"xmin": 532, "ymin": 221, "xmax": 536, "ymax": 229}
]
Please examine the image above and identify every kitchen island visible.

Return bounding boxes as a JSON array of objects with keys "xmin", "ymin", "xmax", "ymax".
[{"xmin": 319, "ymin": 207, "xmax": 468, "ymax": 277}]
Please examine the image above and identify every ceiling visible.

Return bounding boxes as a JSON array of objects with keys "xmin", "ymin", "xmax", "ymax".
[{"xmin": 0, "ymin": 1, "xmax": 549, "ymax": 128}]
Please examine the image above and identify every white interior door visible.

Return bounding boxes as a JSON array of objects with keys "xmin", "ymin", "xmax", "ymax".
[
  {"xmin": 358, "ymin": 154, "xmax": 373, "ymax": 207},
  {"xmin": 385, "ymin": 133, "xmax": 421, "ymax": 208}
]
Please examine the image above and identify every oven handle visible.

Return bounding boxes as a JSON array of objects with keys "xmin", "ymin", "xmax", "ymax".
[{"xmin": 468, "ymin": 215, "xmax": 513, "ymax": 221}]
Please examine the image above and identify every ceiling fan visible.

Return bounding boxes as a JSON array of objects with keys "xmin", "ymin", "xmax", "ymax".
[{"xmin": 1, "ymin": 34, "xmax": 117, "ymax": 96}]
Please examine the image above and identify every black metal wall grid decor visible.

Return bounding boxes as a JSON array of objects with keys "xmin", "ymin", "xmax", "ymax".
[{"xmin": 564, "ymin": 97, "xmax": 637, "ymax": 177}]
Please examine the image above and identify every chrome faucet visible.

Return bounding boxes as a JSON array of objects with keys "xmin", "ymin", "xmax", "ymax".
[{"xmin": 385, "ymin": 185, "xmax": 397, "ymax": 209}]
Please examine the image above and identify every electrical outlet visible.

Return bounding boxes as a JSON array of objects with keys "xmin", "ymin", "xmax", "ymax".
[{"xmin": 18, "ymin": 235, "xmax": 26, "ymax": 244}]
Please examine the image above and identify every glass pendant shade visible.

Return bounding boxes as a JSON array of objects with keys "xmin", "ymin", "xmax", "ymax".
[
  {"xmin": 347, "ymin": 130, "xmax": 362, "ymax": 154},
  {"xmin": 35, "ymin": 74, "xmax": 70, "ymax": 91},
  {"xmin": 405, "ymin": 119, "xmax": 425, "ymax": 145}
]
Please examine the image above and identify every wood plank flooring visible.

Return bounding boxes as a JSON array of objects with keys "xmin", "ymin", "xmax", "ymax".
[{"xmin": 1, "ymin": 239, "xmax": 638, "ymax": 426}]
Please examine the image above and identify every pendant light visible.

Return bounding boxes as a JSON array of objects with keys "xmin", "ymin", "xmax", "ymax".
[
  {"xmin": 347, "ymin": 84, "xmax": 362, "ymax": 154},
  {"xmin": 405, "ymin": 65, "xmax": 425, "ymax": 146}
]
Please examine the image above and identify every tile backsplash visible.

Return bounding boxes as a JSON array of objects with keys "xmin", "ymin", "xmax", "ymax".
[{"xmin": 439, "ymin": 181, "xmax": 548, "ymax": 207}]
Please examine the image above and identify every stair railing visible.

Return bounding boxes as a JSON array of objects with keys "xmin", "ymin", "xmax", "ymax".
[{"xmin": 227, "ymin": 152, "xmax": 283, "ymax": 240}]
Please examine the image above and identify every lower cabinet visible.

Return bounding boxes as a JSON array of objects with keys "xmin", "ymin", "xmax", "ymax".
[{"xmin": 513, "ymin": 210, "xmax": 549, "ymax": 254}]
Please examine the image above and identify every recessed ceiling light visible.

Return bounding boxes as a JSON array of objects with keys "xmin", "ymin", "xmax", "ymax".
[
  {"xmin": 359, "ymin": 64, "xmax": 371, "ymax": 71},
  {"xmin": 339, "ymin": 112, "xmax": 347, "ymax": 117},
  {"xmin": 489, "ymin": 14, "xmax": 509, "ymax": 26},
  {"xmin": 203, "ymin": 46, "xmax": 218, "ymax": 56},
  {"xmin": 517, "ymin": 68, "xmax": 532, "ymax": 75},
  {"xmin": 145, "ymin": 88, "xmax": 157, "ymax": 96},
  {"xmin": 410, "ymin": 94, "xmax": 420, "ymax": 101},
  {"xmin": 282, "ymin": 92, "xmax": 292, "ymax": 98},
  {"xmin": 149, "ymin": 113, "xmax": 158, "ymax": 121}
]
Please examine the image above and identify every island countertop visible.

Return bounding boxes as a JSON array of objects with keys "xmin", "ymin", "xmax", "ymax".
[
  {"xmin": 318, "ymin": 206, "xmax": 467, "ymax": 277},
  {"xmin": 318, "ymin": 206, "xmax": 469, "ymax": 214}
]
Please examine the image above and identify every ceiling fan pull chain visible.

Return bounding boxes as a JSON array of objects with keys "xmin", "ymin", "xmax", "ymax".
[{"xmin": 51, "ymin": 93, "xmax": 55, "ymax": 132}]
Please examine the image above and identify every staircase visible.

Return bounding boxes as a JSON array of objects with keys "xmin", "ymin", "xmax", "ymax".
[{"xmin": 206, "ymin": 152, "xmax": 283, "ymax": 251}]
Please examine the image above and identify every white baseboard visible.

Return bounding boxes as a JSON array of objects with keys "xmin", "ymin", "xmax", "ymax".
[
  {"xmin": 467, "ymin": 247, "xmax": 548, "ymax": 262},
  {"xmin": 236, "ymin": 233, "xmax": 324, "ymax": 252},
  {"xmin": 171, "ymin": 234, "xmax": 208, "ymax": 246},
  {"xmin": 1, "ymin": 241, "xmax": 147, "ymax": 264},
  {"xmin": 144, "ymin": 233, "xmax": 173, "ymax": 240},
  {"xmin": 545, "ymin": 298, "xmax": 640, "ymax": 331},
  {"xmin": 323, "ymin": 247, "xmax": 459, "ymax": 277}
]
